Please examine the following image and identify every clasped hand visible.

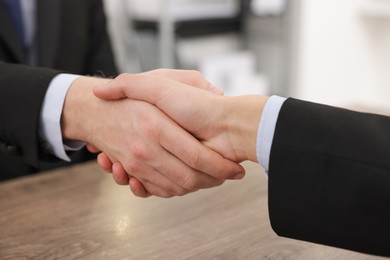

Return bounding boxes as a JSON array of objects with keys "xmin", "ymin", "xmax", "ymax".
[{"xmin": 72, "ymin": 69, "xmax": 265, "ymax": 198}]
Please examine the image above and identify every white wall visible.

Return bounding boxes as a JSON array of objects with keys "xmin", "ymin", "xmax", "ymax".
[{"xmin": 293, "ymin": 0, "xmax": 390, "ymax": 111}]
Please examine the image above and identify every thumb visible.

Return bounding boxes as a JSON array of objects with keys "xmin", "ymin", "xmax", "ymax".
[
  {"xmin": 93, "ymin": 80, "xmax": 127, "ymax": 100},
  {"xmin": 93, "ymin": 73, "xmax": 171, "ymax": 105}
]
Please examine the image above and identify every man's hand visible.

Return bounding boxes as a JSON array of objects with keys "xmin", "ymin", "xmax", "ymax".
[
  {"xmin": 94, "ymin": 72, "xmax": 268, "ymax": 162},
  {"xmin": 93, "ymin": 70, "xmax": 269, "ymax": 197},
  {"xmin": 62, "ymin": 75, "xmax": 245, "ymax": 198}
]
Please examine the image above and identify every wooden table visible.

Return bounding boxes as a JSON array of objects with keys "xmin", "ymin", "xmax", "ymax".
[{"xmin": 0, "ymin": 162, "xmax": 387, "ymax": 259}]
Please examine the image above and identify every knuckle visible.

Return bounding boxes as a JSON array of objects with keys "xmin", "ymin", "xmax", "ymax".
[
  {"xmin": 183, "ymin": 150, "xmax": 201, "ymax": 170},
  {"xmin": 116, "ymin": 73, "xmax": 141, "ymax": 85},
  {"xmin": 130, "ymin": 186, "xmax": 144, "ymax": 197},
  {"xmin": 143, "ymin": 182, "xmax": 174, "ymax": 198},
  {"xmin": 154, "ymin": 68, "xmax": 166, "ymax": 74},
  {"xmin": 187, "ymin": 70, "xmax": 203, "ymax": 83},
  {"xmin": 124, "ymin": 160, "xmax": 140, "ymax": 173},
  {"xmin": 161, "ymin": 183, "xmax": 188, "ymax": 197},
  {"xmin": 176, "ymin": 190, "xmax": 188, "ymax": 197},
  {"xmin": 130, "ymin": 144, "xmax": 149, "ymax": 161},
  {"xmin": 132, "ymin": 189, "xmax": 148, "ymax": 198},
  {"xmin": 173, "ymin": 187, "xmax": 189, "ymax": 197},
  {"xmin": 181, "ymin": 176, "xmax": 199, "ymax": 191},
  {"xmin": 116, "ymin": 73, "xmax": 131, "ymax": 82},
  {"xmin": 114, "ymin": 174, "xmax": 127, "ymax": 185},
  {"xmin": 142, "ymin": 120, "xmax": 160, "ymax": 140},
  {"xmin": 214, "ymin": 160, "xmax": 235, "ymax": 180},
  {"xmin": 214, "ymin": 179, "xmax": 225, "ymax": 187}
]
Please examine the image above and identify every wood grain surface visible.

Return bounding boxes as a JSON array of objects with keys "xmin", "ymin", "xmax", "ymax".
[{"xmin": 0, "ymin": 161, "xmax": 387, "ymax": 259}]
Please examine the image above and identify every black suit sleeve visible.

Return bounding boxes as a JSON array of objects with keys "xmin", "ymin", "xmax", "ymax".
[
  {"xmin": 58, "ymin": 0, "xmax": 118, "ymax": 77},
  {"xmin": 85, "ymin": 0, "xmax": 118, "ymax": 76},
  {"xmin": 0, "ymin": 0, "xmax": 117, "ymax": 178},
  {"xmin": 268, "ymin": 98, "xmax": 390, "ymax": 256},
  {"xmin": 0, "ymin": 62, "xmax": 60, "ymax": 166}
]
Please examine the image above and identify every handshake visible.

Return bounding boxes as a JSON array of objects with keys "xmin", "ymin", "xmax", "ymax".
[{"xmin": 62, "ymin": 69, "xmax": 269, "ymax": 198}]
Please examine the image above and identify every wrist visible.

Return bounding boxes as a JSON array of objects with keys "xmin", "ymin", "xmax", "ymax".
[
  {"xmin": 223, "ymin": 95, "xmax": 269, "ymax": 162},
  {"xmin": 61, "ymin": 76, "xmax": 111, "ymax": 143}
]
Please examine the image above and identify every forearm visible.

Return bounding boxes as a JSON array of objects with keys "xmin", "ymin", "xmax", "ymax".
[
  {"xmin": 0, "ymin": 62, "xmax": 61, "ymax": 165},
  {"xmin": 268, "ymin": 98, "xmax": 390, "ymax": 256},
  {"xmin": 222, "ymin": 95, "xmax": 269, "ymax": 162}
]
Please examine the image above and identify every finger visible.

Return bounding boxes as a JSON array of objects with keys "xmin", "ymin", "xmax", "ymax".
[
  {"xmin": 128, "ymin": 175, "xmax": 176, "ymax": 198},
  {"xmin": 110, "ymin": 163, "xmax": 150, "ymax": 196},
  {"xmin": 129, "ymin": 177, "xmax": 151, "ymax": 198},
  {"xmin": 95, "ymin": 76, "xmax": 242, "ymax": 179},
  {"xmin": 142, "ymin": 69, "xmax": 223, "ymax": 94},
  {"xmin": 105, "ymin": 155, "xmax": 152, "ymax": 195},
  {"xmin": 97, "ymin": 152, "xmax": 113, "ymax": 173},
  {"xmin": 93, "ymin": 73, "xmax": 215, "ymax": 103},
  {"xmin": 95, "ymin": 78, "xmax": 244, "ymax": 180},
  {"xmin": 93, "ymin": 76, "xmax": 126, "ymax": 100},
  {"xmin": 140, "ymin": 181, "xmax": 175, "ymax": 198},
  {"xmin": 112, "ymin": 162, "xmax": 129, "ymax": 185},
  {"xmin": 152, "ymin": 144, "xmax": 223, "ymax": 191},
  {"xmin": 121, "ymin": 154, "xmax": 191, "ymax": 196},
  {"xmin": 159, "ymin": 121, "xmax": 245, "ymax": 180},
  {"xmin": 124, "ymin": 124, "xmax": 224, "ymax": 193},
  {"xmin": 86, "ymin": 143, "xmax": 100, "ymax": 153}
]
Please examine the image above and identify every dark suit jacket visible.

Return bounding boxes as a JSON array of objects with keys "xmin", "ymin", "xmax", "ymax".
[
  {"xmin": 268, "ymin": 98, "xmax": 390, "ymax": 256},
  {"xmin": 0, "ymin": 0, "xmax": 117, "ymax": 180}
]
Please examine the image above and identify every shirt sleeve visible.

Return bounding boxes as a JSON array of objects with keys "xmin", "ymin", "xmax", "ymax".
[
  {"xmin": 39, "ymin": 73, "xmax": 85, "ymax": 161},
  {"xmin": 256, "ymin": 95, "xmax": 287, "ymax": 174}
]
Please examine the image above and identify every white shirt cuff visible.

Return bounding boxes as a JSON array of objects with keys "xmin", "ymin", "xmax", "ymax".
[
  {"xmin": 256, "ymin": 95, "xmax": 287, "ymax": 174},
  {"xmin": 39, "ymin": 73, "xmax": 85, "ymax": 161}
]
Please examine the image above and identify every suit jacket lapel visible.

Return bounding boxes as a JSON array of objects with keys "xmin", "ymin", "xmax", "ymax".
[
  {"xmin": 36, "ymin": 0, "xmax": 61, "ymax": 67},
  {"xmin": 0, "ymin": 5, "xmax": 24, "ymax": 62}
]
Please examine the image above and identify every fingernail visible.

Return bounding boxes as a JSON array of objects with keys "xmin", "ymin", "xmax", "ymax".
[{"xmin": 232, "ymin": 173, "xmax": 245, "ymax": 180}]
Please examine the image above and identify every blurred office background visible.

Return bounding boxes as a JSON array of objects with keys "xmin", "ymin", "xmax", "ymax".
[{"xmin": 104, "ymin": 0, "xmax": 390, "ymax": 112}]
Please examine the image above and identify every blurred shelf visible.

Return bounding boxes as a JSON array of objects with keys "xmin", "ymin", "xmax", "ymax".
[{"xmin": 128, "ymin": 0, "xmax": 240, "ymax": 22}]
